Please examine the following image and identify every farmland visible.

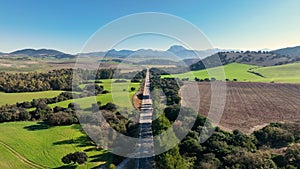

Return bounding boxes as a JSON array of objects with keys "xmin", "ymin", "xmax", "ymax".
[
  {"xmin": 182, "ymin": 82, "xmax": 300, "ymax": 133},
  {"xmin": 0, "ymin": 121, "xmax": 108, "ymax": 168}
]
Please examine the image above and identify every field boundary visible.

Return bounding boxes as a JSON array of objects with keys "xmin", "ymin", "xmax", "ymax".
[{"xmin": 0, "ymin": 141, "xmax": 47, "ymax": 169}]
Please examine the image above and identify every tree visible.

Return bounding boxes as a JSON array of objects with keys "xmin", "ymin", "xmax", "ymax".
[
  {"xmin": 223, "ymin": 150, "xmax": 276, "ymax": 169},
  {"xmin": 61, "ymin": 152, "xmax": 88, "ymax": 165},
  {"xmin": 197, "ymin": 153, "xmax": 221, "ymax": 169},
  {"xmin": 179, "ymin": 137, "xmax": 203, "ymax": 156},
  {"xmin": 285, "ymin": 144, "xmax": 300, "ymax": 168},
  {"xmin": 156, "ymin": 146, "xmax": 187, "ymax": 169},
  {"xmin": 19, "ymin": 109, "xmax": 31, "ymax": 121},
  {"xmin": 254, "ymin": 125, "xmax": 295, "ymax": 148}
]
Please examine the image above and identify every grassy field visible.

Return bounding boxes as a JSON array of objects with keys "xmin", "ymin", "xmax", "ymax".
[
  {"xmin": 0, "ymin": 121, "xmax": 109, "ymax": 168},
  {"xmin": 0, "ymin": 91, "xmax": 63, "ymax": 106},
  {"xmin": 161, "ymin": 63, "xmax": 263, "ymax": 82},
  {"xmin": 0, "ymin": 143, "xmax": 32, "ymax": 169},
  {"xmin": 161, "ymin": 62, "xmax": 300, "ymax": 83},
  {"xmin": 252, "ymin": 62, "xmax": 300, "ymax": 83},
  {"xmin": 51, "ymin": 79, "xmax": 141, "ymax": 110}
]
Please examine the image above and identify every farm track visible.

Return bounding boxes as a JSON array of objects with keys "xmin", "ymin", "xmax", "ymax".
[
  {"xmin": 188, "ymin": 82, "xmax": 300, "ymax": 133},
  {"xmin": 0, "ymin": 141, "xmax": 47, "ymax": 169}
]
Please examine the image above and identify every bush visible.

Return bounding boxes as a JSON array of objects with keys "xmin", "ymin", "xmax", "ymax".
[{"xmin": 254, "ymin": 125, "xmax": 295, "ymax": 148}]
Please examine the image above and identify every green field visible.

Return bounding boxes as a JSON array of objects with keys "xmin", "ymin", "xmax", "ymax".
[
  {"xmin": 52, "ymin": 79, "xmax": 141, "ymax": 110},
  {"xmin": 162, "ymin": 63, "xmax": 263, "ymax": 82},
  {"xmin": 161, "ymin": 62, "xmax": 300, "ymax": 83},
  {"xmin": 0, "ymin": 143, "xmax": 32, "ymax": 169},
  {"xmin": 0, "ymin": 91, "xmax": 63, "ymax": 106},
  {"xmin": 0, "ymin": 80, "xmax": 141, "ymax": 168},
  {"xmin": 252, "ymin": 62, "xmax": 300, "ymax": 83},
  {"xmin": 0, "ymin": 121, "xmax": 108, "ymax": 168}
]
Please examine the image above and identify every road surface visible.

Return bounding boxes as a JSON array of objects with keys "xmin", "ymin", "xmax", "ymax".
[{"xmin": 135, "ymin": 68, "xmax": 154, "ymax": 169}]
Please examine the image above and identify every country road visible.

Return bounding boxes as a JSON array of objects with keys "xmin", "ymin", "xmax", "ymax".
[
  {"xmin": 135, "ymin": 68, "xmax": 155, "ymax": 169},
  {"xmin": 117, "ymin": 68, "xmax": 155, "ymax": 169}
]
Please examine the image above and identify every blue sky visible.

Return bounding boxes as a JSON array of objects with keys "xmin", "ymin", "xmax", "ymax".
[{"xmin": 0, "ymin": 0, "xmax": 300, "ymax": 53}]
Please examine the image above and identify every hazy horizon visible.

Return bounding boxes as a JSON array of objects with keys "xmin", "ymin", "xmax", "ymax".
[{"xmin": 1, "ymin": 0, "xmax": 300, "ymax": 54}]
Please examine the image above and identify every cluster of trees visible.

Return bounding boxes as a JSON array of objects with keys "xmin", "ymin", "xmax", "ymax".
[
  {"xmin": 0, "ymin": 92, "xmax": 76, "ymax": 122},
  {"xmin": 150, "ymin": 69, "xmax": 182, "ymax": 105},
  {"xmin": 0, "ymin": 69, "xmax": 75, "ymax": 92},
  {"xmin": 149, "ymin": 69, "xmax": 188, "ymax": 168},
  {"xmin": 0, "ymin": 68, "xmax": 116, "ymax": 93},
  {"xmin": 0, "ymin": 99, "xmax": 80, "ymax": 126},
  {"xmin": 177, "ymin": 119, "xmax": 300, "ymax": 168},
  {"xmin": 0, "ymin": 80, "xmax": 112, "ymax": 124},
  {"xmin": 194, "ymin": 77, "xmax": 238, "ymax": 82},
  {"xmin": 61, "ymin": 151, "xmax": 88, "ymax": 165}
]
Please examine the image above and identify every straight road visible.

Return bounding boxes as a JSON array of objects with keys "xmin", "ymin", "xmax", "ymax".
[
  {"xmin": 135, "ymin": 68, "xmax": 155, "ymax": 169},
  {"xmin": 117, "ymin": 68, "xmax": 155, "ymax": 169}
]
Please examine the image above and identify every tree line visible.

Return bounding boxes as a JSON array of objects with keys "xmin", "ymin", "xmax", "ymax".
[{"xmin": 0, "ymin": 68, "xmax": 116, "ymax": 93}]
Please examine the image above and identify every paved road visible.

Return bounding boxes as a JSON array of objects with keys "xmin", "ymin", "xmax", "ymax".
[
  {"xmin": 135, "ymin": 68, "xmax": 154, "ymax": 169},
  {"xmin": 117, "ymin": 69, "xmax": 155, "ymax": 169}
]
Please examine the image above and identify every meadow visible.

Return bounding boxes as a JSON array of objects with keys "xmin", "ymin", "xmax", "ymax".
[
  {"xmin": 162, "ymin": 62, "xmax": 300, "ymax": 83},
  {"xmin": 252, "ymin": 62, "xmax": 300, "ymax": 83},
  {"xmin": 161, "ymin": 63, "xmax": 263, "ymax": 82},
  {"xmin": 0, "ymin": 91, "xmax": 63, "ymax": 106},
  {"xmin": 0, "ymin": 143, "xmax": 32, "ymax": 169},
  {"xmin": 0, "ymin": 121, "xmax": 108, "ymax": 168},
  {"xmin": 53, "ymin": 79, "xmax": 141, "ymax": 110}
]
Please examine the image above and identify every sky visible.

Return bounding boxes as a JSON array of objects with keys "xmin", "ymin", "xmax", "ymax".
[{"xmin": 0, "ymin": 0, "xmax": 300, "ymax": 54}]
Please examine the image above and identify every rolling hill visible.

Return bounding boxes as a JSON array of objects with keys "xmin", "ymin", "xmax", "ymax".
[
  {"xmin": 10, "ymin": 49, "xmax": 75, "ymax": 59},
  {"xmin": 273, "ymin": 46, "xmax": 300, "ymax": 57},
  {"xmin": 189, "ymin": 51, "xmax": 299, "ymax": 71},
  {"xmin": 162, "ymin": 62, "xmax": 300, "ymax": 83},
  {"xmin": 251, "ymin": 62, "xmax": 300, "ymax": 83},
  {"xmin": 162, "ymin": 63, "xmax": 263, "ymax": 82}
]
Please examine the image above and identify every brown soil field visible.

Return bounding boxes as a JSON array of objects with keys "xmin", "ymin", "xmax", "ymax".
[{"xmin": 182, "ymin": 82, "xmax": 300, "ymax": 134}]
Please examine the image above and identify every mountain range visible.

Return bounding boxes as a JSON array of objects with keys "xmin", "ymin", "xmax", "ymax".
[
  {"xmin": 1, "ymin": 45, "xmax": 300, "ymax": 67},
  {"xmin": 79, "ymin": 45, "xmax": 224, "ymax": 60}
]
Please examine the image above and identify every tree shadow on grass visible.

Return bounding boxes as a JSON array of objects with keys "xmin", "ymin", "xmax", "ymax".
[
  {"xmin": 53, "ymin": 135, "xmax": 95, "ymax": 147},
  {"xmin": 23, "ymin": 122, "xmax": 51, "ymax": 131},
  {"xmin": 89, "ymin": 152, "xmax": 111, "ymax": 163},
  {"xmin": 53, "ymin": 164, "xmax": 77, "ymax": 169}
]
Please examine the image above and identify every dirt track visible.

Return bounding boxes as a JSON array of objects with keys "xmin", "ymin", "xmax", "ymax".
[{"xmin": 0, "ymin": 141, "xmax": 46, "ymax": 169}]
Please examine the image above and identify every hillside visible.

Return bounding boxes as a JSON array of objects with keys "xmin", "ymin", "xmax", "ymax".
[
  {"xmin": 252, "ymin": 62, "xmax": 300, "ymax": 83},
  {"xmin": 10, "ymin": 49, "xmax": 75, "ymax": 59},
  {"xmin": 273, "ymin": 46, "xmax": 300, "ymax": 57},
  {"xmin": 190, "ymin": 51, "xmax": 300, "ymax": 71},
  {"xmin": 162, "ymin": 63, "xmax": 263, "ymax": 82}
]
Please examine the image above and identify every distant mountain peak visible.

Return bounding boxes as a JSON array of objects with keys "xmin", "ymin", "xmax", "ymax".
[{"xmin": 167, "ymin": 45, "xmax": 188, "ymax": 53}]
